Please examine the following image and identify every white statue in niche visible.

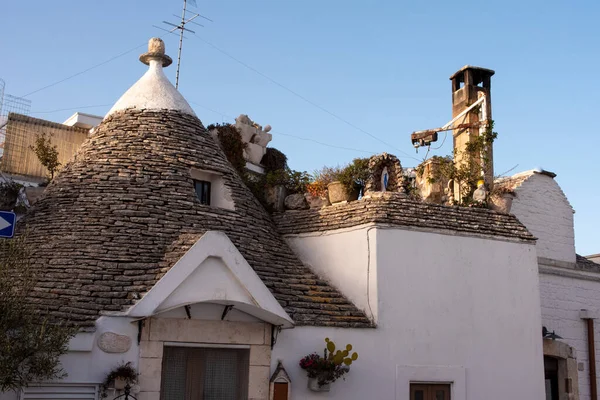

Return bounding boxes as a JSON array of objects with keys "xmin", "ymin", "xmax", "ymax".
[{"xmin": 381, "ymin": 167, "xmax": 389, "ymax": 192}]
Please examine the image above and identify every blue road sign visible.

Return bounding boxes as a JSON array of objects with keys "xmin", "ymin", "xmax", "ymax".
[{"xmin": 0, "ymin": 211, "xmax": 16, "ymax": 238}]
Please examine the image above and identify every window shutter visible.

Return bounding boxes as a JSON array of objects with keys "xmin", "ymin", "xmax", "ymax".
[{"xmin": 21, "ymin": 384, "xmax": 98, "ymax": 400}]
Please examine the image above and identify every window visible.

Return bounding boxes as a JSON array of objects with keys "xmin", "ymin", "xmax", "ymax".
[
  {"xmin": 194, "ymin": 180, "xmax": 211, "ymax": 205},
  {"xmin": 21, "ymin": 384, "xmax": 98, "ymax": 399},
  {"xmin": 410, "ymin": 383, "xmax": 451, "ymax": 400},
  {"xmin": 161, "ymin": 346, "xmax": 250, "ymax": 400}
]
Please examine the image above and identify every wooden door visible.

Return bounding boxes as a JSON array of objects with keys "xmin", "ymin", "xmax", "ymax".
[{"xmin": 410, "ymin": 383, "xmax": 451, "ymax": 400}]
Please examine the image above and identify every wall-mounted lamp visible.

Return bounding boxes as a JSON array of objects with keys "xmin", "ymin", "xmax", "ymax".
[{"xmin": 542, "ymin": 326, "xmax": 562, "ymax": 340}]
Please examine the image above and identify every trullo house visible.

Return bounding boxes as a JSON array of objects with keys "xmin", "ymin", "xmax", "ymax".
[{"xmin": 0, "ymin": 38, "xmax": 547, "ymax": 400}]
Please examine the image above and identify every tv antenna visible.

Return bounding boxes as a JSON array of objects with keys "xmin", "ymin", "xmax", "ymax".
[{"xmin": 152, "ymin": 0, "xmax": 212, "ymax": 89}]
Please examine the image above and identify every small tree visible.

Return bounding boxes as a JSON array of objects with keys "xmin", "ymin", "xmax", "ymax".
[
  {"xmin": 29, "ymin": 133, "xmax": 61, "ymax": 180},
  {"xmin": 0, "ymin": 236, "xmax": 76, "ymax": 392}
]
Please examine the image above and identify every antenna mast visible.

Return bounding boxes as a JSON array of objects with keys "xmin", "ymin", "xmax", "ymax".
[
  {"xmin": 175, "ymin": 0, "xmax": 188, "ymax": 89},
  {"xmin": 153, "ymin": 0, "xmax": 212, "ymax": 89}
]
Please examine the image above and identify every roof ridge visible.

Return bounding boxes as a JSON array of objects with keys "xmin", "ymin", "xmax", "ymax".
[{"xmin": 273, "ymin": 192, "xmax": 535, "ymax": 242}]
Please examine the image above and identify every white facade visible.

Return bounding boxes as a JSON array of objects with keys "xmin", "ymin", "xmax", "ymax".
[
  {"xmin": 539, "ymin": 271, "xmax": 600, "ymax": 400},
  {"xmin": 506, "ymin": 169, "xmax": 600, "ymax": 400},
  {"xmin": 279, "ymin": 226, "xmax": 545, "ymax": 400},
  {"xmin": 509, "ymin": 171, "xmax": 575, "ymax": 263}
]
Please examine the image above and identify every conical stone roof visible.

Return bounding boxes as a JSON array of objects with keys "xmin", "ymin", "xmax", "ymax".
[{"xmin": 19, "ymin": 39, "xmax": 371, "ymax": 329}]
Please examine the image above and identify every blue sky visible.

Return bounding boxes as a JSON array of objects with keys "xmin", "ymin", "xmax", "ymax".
[{"xmin": 1, "ymin": 0, "xmax": 598, "ymax": 255}]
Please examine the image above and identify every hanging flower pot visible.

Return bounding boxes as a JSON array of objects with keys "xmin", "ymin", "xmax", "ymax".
[
  {"xmin": 114, "ymin": 377, "xmax": 126, "ymax": 390},
  {"xmin": 307, "ymin": 377, "xmax": 331, "ymax": 392},
  {"xmin": 299, "ymin": 338, "xmax": 359, "ymax": 393}
]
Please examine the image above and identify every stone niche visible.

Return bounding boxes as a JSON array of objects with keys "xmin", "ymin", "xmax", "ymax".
[{"xmin": 364, "ymin": 153, "xmax": 404, "ymax": 194}]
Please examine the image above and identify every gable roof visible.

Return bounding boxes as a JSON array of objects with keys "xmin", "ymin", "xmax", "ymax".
[
  {"xmin": 126, "ymin": 231, "xmax": 294, "ymax": 328},
  {"xmin": 273, "ymin": 192, "xmax": 536, "ymax": 242},
  {"xmin": 17, "ymin": 109, "xmax": 372, "ymax": 329}
]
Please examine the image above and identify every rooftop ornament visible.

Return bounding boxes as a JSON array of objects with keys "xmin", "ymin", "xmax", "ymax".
[
  {"xmin": 105, "ymin": 37, "xmax": 195, "ymax": 118},
  {"xmin": 139, "ymin": 37, "xmax": 173, "ymax": 67}
]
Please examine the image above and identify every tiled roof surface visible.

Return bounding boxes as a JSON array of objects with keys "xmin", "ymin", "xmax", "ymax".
[
  {"xmin": 273, "ymin": 192, "xmax": 536, "ymax": 242},
  {"xmin": 18, "ymin": 109, "xmax": 372, "ymax": 328},
  {"xmin": 576, "ymin": 254, "xmax": 600, "ymax": 273}
]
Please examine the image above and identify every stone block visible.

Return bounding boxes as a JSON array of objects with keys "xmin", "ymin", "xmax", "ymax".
[
  {"xmin": 139, "ymin": 358, "xmax": 162, "ymax": 392},
  {"xmin": 263, "ymin": 324, "xmax": 271, "ymax": 345},
  {"xmin": 248, "ymin": 366, "xmax": 270, "ymax": 400},
  {"xmin": 97, "ymin": 332, "xmax": 132, "ymax": 353},
  {"xmin": 250, "ymin": 345, "xmax": 271, "ymax": 366},
  {"xmin": 149, "ymin": 318, "xmax": 265, "ymax": 344},
  {"xmin": 137, "ymin": 392, "xmax": 160, "ymax": 400},
  {"xmin": 140, "ymin": 340, "xmax": 163, "ymax": 359}
]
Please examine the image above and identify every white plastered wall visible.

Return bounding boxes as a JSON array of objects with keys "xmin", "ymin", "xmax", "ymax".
[
  {"xmin": 286, "ymin": 226, "xmax": 377, "ymax": 321},
  {"xmin": 510, "ymin": 173, "xmax": 575, "ymax": 263},
  {"xmin": 276, "ymin": 227, "xmax": 545, "ymax": 400},
  {"xmin": 539, "ymin": 270, "xmax": 600, "ymax": 400}
]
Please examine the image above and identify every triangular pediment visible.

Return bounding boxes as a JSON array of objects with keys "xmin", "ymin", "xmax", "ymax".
[{"xmin": 127, "ymin": 231, "xmax": 293, "ymax": 327}]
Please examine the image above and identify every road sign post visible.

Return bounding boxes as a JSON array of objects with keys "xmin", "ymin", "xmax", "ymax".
[{"xmin": 0, "ymin": 211, "xmax": 16, "ymax": 238}]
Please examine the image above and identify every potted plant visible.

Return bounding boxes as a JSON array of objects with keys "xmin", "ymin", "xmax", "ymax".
[
  {"xmin": 338, "ymin": 158, "xmax": 371, "ymax": 201},
  {"xmin": 299, "ymin": 338, "xmax": 358, "ymax": 392},
  {"xmin": 308, "ymin": 166, "xmax": 342, "ymax": 205},
  {"xmin": 489, "ymin": 185, "xmax": 516, "ymax": 213},
  {"xmin": 100, "ymin": 362, "xmax": 138, "ymax": 398}
]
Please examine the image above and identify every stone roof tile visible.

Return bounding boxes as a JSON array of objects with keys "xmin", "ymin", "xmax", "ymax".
[
  {"xmin": 273, "ymin": 192, "xmax": 536, "ymax": 242},
  {"xmin": 18, "ymin": 109, "xmax": 372, "ymax": 329}
]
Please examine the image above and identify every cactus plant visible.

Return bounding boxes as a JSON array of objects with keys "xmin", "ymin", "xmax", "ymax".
[{"xmin": 299, "ymin": 338, "xmax": 359, "ymax": 389}]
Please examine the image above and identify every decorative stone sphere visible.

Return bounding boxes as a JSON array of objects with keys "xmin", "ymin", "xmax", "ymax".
[
  {"xmin": 264, "ymin": 124, "xmax": 272, "ymax": 133},
  {"xmin": 139, "ymin": 37, "xmax": 172, "ymax": 67},
  {"xmin": 148, "ymin": 37, "xmax": 165, "ymax": 55}
]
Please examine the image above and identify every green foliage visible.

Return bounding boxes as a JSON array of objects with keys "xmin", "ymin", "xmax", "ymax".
[
  {"xmin": 0, "ymin": 236, "xmax": 76, "ymax": 392},
  {"xmin": 0, "ymin": 180, "xmax": 23, "ymax": 211},
  {"xmin": 338, "ymin": 158, "xmax": 371, "ymax": 195},
  {"xmin": 209, "ymin": 123, "xmax": 248, "ymax": 175},
  {"xmin": 325, "ymin": 337, "xmax": 359, "ymax": 368},
  {"xmin": 261, "ymin": 147, "xmax": 288, "ymax": 173},
  {"xmin": 266, "ymin": 167, "xmax": 310, "ymax": 195},
  {"xmin": 312, "ymin": 165, "xmax": 343, "ymax": 186},
  {"xmin": 100, "ymin": 361, "xmax": 138, "ymax": 398},
  {"xmin": 299, "ymin": 338, "xmax": 359, "ymax": 387},
  {"xmin": 29, "ymin": 132, "xmax": 61, "ymax": 180},
  {"xmin": 417, "ymin": 120, "xmax": 498, "ymax": 206},
  {"xmin": 306, "ymin": 165, "xmax": 344, "ymax": 198}
]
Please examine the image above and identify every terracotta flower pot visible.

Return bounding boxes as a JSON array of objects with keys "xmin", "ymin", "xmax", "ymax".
[
  {"xmin": 307, "ymin": 377, "xmax": 331, "ymax": 392},
  {"xmin": 328, "ymin": 181, "xmax": 359, "ymax": 204},
  {"xmin": 490, "ymin": 192, "xmax": 515, "ymax": 214},
  {"xmin": 114, "ymin": 377, "xmax": 127, "ymax": 390}
]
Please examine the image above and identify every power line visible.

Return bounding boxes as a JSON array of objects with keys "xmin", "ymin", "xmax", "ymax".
[
  {"xmin": 19, "ymin": 32, "xmax": 420, "ymax": 161},
  {"xmin": 30, "ymin": 104, "xmax": 111, "ymax": 114},
  {"xmin": 20, "ymin": 39, "xmax": 162, "ymax": 98},
  {"xmin": 192, "ymin": 35, "xmax": 421, "ymax": 162},
  {"xmin": 187, "ymin": 100, "xmax": 376, "ymax": 154}
]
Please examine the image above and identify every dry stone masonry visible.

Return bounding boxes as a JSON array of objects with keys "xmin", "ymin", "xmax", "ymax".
[{"xmin": 17, "ymin": 109, "xmax": 371, "ymax": 329}]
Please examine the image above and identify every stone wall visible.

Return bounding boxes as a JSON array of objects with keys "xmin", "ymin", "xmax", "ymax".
[
  {"xmin": 539, "ymin": 270, "xmax": 600, "ymax": 400},
  {"xmin": 2, "ymin": 114, "xmax": 89, "ymax": 179},
  {"xmin": 510, "ymin": 173, "xmax": 575, "ymax": 263},
  {"xmin": 138, "ymin": 318, "xmax": 272, "ymax": 400}
]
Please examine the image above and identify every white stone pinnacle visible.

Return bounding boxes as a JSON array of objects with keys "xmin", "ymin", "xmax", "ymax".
[{"xmin": 105, "ymin": 38, "xmax": 196, "ymax": 119}]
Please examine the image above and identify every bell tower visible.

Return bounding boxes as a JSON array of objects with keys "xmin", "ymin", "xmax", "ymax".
[{"xmin": 449, "ymin": 65, "xmax": 495, "ymax": 196}]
